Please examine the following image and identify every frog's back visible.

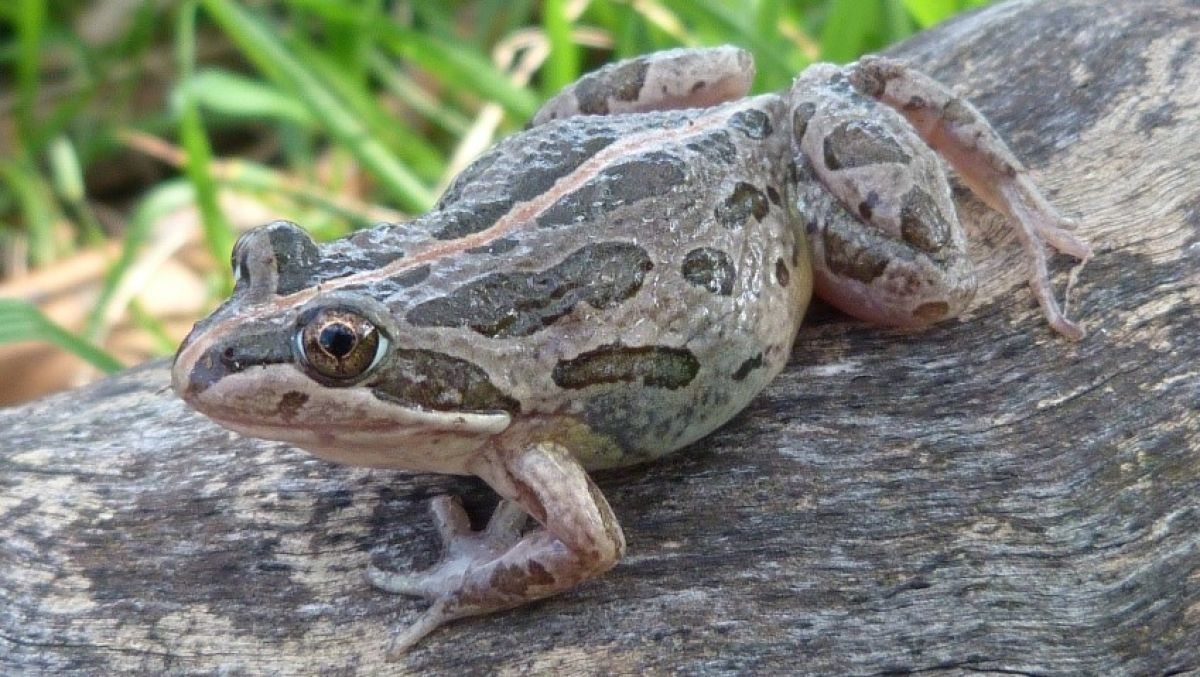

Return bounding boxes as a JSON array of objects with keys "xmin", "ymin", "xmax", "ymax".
[{"xmin": 322, "ymin": 98, "xmax": 812, "ymax": 468}]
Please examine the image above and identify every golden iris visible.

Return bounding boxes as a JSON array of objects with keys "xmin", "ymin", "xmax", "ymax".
[{"xmin": 295, "ymin": 307, "xmax": 386, "ymax": 382}]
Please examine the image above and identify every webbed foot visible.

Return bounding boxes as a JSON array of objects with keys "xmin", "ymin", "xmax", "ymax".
[
  {"xmin": 367, "ymin": 497, "xmax": 528, "ymax": 656},
  {"xmin": 368, "ymin": 442, "xmax": 624, "ymax": 660}
]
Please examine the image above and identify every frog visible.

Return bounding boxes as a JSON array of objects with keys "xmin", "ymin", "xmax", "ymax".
[{"xmin": 171, "ymin": 46, "xmax": 1091, "ymax": 657}]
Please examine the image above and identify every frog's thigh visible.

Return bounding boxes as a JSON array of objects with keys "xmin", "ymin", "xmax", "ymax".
[
  {"xmin": 531, "ymin": 46, "xmax": 754, "ymax": 126},
  {"xmin": 793, "ymin": 77, "xmax": 976, "ymax": 327}
]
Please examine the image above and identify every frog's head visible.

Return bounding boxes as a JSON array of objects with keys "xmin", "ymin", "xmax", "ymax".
[{"xmin": 171, "ymin": 221, "xmax": 514, "ymax": 472}]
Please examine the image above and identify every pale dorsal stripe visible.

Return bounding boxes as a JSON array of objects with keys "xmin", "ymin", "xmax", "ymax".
[{"xmin": 176, "ymin": 103, "xmax": 750, "ymax": 368}]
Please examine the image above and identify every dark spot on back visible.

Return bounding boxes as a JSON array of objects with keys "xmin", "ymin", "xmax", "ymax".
[
  {"xmin": 466, "ymin": 237, "xmax": 520, "ymax": 256},
  {"xmin": 682, "ymin": 248, "xmax": 736, "ymax": 296},
  {"xmin": 538, "ymin": 151, "xmax": 687, "ymax": 229},
  {"xmin": 904, "ymin": 96, "xmax": 926, "ymax": 111},
  {"xmin": 432, "ymin": 200, "xmax": 514, "ymax": 240},
  {"xmin": 552, "ymin": 345, "xmax": 700, "ymax": 390},
  {"xmin": 900, "ymin": 188, "xmax": 951, "ymax": 254},
  {"xmin": 775, "ymin": 258, "xmax": 790, "ymax": 287},
  {"xmin": 823, "ymin": 121, "xmax": 911, "ymax": 170},
  {"xmin": 435, "ymin": 132, "xmax": 618, "ymax": 239},
  {"xmin": 339, "ymin": 263, "xmax": 431, "ymax": 299},
  {"xmin": 437, "ymin": 146, "xmax": 502, "ymax": 206},
  {"xmin": 371, "ymin": 350, "xmax": 519, "ymax": 414},
  {"xmin": 731, "ymin": 353, "xmax": 764, "ymax": 381},
  {"xmin": 792, "ymin": 102, "xmax": 816, "ymax": 143},
  {"xmin": 827, "ymin": 72, "xmax": 850, "ymax": 89},
  {"xmin": 691, "ymin": 80, "xmax": 707, "ymax": 93},
  {"xmin": 319, "ymin": 246, "xmax": 406, "ymax": 282},
  {"xmin": 515, "ymin": 134, "xmax": 619, "ymax": 202},
  {"xmin": 491, "ymin": 562, "xmax": 533, "ymax": 595},
  {"xmin": 395, "ymin": 264, "xmax": 431, "ymax": 288},
  {"xmin": 822, "ymin": 227, "xmax": 889, "ymax": 283},
  {"xmin": 715, "ymin": 182, "xmax": 769, "ymax": 229},
  {"xmin": 685, "ymin": 130, "xmax": 738, "ymax": 166},
  {"xmin": 730, "ymin": 108, "xmax": 773, "ymax": 139},
  {"xmin": 406, "ymin": 242, "xmax": 652, "ymax": 338},
  {"xmin": 575, "ymin": 59, "xmax": 651, "ymax": 113}
]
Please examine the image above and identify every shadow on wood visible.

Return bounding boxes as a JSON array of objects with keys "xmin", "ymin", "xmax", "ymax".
[{"xmin": 2, "ymin": 0, "xmax": 1198, "ymax": 673}]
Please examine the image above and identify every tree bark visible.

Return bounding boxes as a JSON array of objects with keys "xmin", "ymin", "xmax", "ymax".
[{"xmin": 3, "ymin": 1, "xmax": 1198, "ymax": 674}]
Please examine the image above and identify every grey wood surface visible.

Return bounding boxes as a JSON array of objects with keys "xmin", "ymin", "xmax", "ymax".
[{"xmin": 2, "ymin": 1, "xmax": 1197, "ymax": 674}]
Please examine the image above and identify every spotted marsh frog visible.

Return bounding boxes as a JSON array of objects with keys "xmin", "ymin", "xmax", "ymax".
[{"xmin": 172, "ymin": 47, "xmax": 1090, "ymax": 655}]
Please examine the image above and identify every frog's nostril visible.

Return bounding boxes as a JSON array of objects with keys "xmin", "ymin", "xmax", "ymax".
[
  {"xmin": 220, "ymin": 345, "xmax": 254, "ymax": 370},
  {"xmin": 172, "ymin": 346, "xmax": 234, "ymax": 400},
  {"xmin": 210, "ymin": 333, "xmax": 295, "ymax": 379}
]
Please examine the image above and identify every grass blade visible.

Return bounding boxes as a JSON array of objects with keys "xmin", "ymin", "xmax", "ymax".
[
  {"xmin": 377, "ymin": 26, "xmax": 539, "ymax": 122},
  {"xmin": 86, "ymin": 180, "xmax": 196, "ymax": 340},
  {"xmin": 902, "ymin": 0, "xmax": 958, "ymax": 28},
  {"xmin": 199, "ymin": 0, "xmax": 435, "ymax": 211},
  {"xmin": 187, "ymin": 69, "xmax": 317, "ymax": 127},
  {"xmin": 820, "ymin": 0, "xmax": 882, "ymax": 63},
  {"xmin": 541, "ymin": 0, "xmax": 580, "ymax": 97},
  {"xmin": 177, "ymin": 2, "xmax": 236, "ymax": 282},
  {"xmin": 14, "ymin": 0, "xmax": 46, "ymax": 145},
  {"xmin": 0, "ymin": 299, "xmax": 123, "ymax": 374}
]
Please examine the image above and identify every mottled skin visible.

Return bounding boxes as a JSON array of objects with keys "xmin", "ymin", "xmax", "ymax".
[{"xmin": 172, "ymin": 46, "xmax": 1089, "ymax": 657}]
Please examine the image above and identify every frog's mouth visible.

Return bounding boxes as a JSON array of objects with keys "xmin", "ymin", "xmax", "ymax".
[{"xmin": 172, "ymin": 346, "xmax": 512, "ymax": 472}]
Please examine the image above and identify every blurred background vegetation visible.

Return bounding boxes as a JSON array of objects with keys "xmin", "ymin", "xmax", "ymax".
[{"xmin": 0, "ymin": 0, "xmax": 991, "ymax": 404}]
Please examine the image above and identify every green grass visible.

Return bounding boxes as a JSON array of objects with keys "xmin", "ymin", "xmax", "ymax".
[{"xmin": 0, "ymin": 0, "xmax": 990, "ymax": 378}]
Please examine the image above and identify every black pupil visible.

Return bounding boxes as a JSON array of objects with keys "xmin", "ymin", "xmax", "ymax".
[{"xmin": 319, "ymin": 323, "xmax": 358, "ymax": 358}]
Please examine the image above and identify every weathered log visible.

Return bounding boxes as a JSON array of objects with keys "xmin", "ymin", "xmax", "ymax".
[{"xmin": 3, "ymin": 1, "xmax": 1197, "ymax": 673}]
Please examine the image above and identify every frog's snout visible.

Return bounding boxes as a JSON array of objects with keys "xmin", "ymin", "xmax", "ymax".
[{"xmin": 171, "ymin": 323, "xmax": 294, "ymax": 405}]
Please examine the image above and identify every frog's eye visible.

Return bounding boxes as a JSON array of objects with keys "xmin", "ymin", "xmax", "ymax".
[{"xmin": 294, "ymin": 307, "xmax": 389, "ymax": 383}]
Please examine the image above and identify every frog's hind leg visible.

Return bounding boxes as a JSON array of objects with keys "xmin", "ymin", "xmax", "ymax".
[
  {"xmin": 531, "ymin": 46, "xmax": 754, "ymax": 126},
  {"xmin": 848, "ymin": 56, "xmax": 1092, "ymax": 339},
  {"xmin": 791, "ymin": 64, "xmax": 978, "ymax": 330}
]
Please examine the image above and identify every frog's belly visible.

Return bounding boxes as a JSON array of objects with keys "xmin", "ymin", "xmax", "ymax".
[
  {"xmin": 567, "ymin": 364, "xmax": 788, "ymax": 470},
  {"xmin": 567, "ymin": 252, "xmax": 812, "ymax": 470}
]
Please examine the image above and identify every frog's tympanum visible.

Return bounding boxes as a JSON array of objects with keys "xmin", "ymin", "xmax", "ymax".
[{"xmin": 172, "ymin": 48, "xmax": 1091, "ymax": 656}]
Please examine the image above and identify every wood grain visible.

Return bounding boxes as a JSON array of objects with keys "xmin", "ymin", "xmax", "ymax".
[{"xmin": 2, "ymin": 1, "xmax": 1197, "ymax": 673}]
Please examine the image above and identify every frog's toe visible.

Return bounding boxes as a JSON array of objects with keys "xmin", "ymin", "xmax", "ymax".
[
  {"xmin": 1036, "ymin": 211, "xmax": 1093, "ymax": 261},
  {"xmin": 372, "ymin": 499, "xmax": 532, "ymax": 656},
  {"xmin": 369, "ymin": 497, "xmax": 530, "ymax": 599},
  {"xmin": 385, "ymin": 599, "xmax": 458, "ymax": 659},
  {"xmin": 367, "ymin": 561, "xmax": 440, "ymax": 597},
  {"xmin": 428, "ymin": 495, "xmax": 472, "ymax": 544},
  {"xmin": 482, "ymin": 499, "xmax": 529, "ymax": 545},
  {"xmin": 1001, "ymin": 177, "xmax": 1093, "ymax": 261}
]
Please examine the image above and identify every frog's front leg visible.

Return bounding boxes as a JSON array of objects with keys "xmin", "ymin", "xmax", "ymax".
[
  {"xmin": 368, "ymin": 440, "xmax": 624, "ymax": 658},
  {"xmin": 530, "ymin": 46, "xmax": 753, "ymax": 125},
  {"xmin": 848, "ymin": 56, "xmax": 1092, "ymax": 339}
]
